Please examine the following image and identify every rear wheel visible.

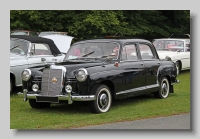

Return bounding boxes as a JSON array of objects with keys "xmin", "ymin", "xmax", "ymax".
[
  {"xmin": 89, "ymin": 85, "xmax": 112, "ymax": 113},
  {"xmin": 154, "ymin": 77, "xmax": 169, "ymax": 99},
  {"xmin": 29, "ymin": 99, "xmax": 51, "ymax": 109}
]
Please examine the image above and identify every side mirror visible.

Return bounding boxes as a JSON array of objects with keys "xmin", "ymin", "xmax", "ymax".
[
  {"xmin": 41, "ymin": 58, "xmax": 47, "ymax": 65},
  {"xmin": 28, "ymin": 51, "xmax": 34, "ymax": 56},
  {"xmin": 41, "ymin": 58, "xmax": 46, "ymax": 62}
]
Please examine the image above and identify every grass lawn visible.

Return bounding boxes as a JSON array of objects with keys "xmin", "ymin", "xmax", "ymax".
[{"xmin": 10, "ymin": 70, "xmax": 190, "ymax": 129}]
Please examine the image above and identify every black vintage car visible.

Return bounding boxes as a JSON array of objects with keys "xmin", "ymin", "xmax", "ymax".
[{"xmin": 18, "ymin": 38, "xmax": 180, "ymax": 113}]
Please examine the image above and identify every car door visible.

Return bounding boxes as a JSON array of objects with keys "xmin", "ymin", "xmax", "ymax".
[
  {"xmin": 138, "ymin": 43, "xmax": 160, "ymax": 92},
  {"xmin": 179, "ymin": 40, "xmax": 190, "ymax": 69},
  {"xmin": 10, "ymin": 38, "xmax": 30, "ymax": 86},
  {"xmin": 27, "ymin": 43, "xmax": 63, "ymax": 68},
  {"xmin": 120, "ymin": 44, "xmax": 146, "ymax": 96}
]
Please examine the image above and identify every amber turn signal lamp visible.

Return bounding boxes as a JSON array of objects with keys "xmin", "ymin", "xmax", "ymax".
[{"xmin": 114, "ymin": 62, "xmax": 119, "ymax": 67}]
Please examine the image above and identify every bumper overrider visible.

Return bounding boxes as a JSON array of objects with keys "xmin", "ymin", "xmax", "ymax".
[
  {"xmin": 17, "ymin": 88, "xmax": 96, "ymax": 104},
  {"xmin": 171, "ymin": 79, "xmax": 180, "ymax": 85}
]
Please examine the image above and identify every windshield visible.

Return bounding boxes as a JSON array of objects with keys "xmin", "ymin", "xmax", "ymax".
[
  {"xmin": 11, "ymin": 31, "xmax": 29, "ymax": 35},
  {"xmin": 153, "ymin": 40, "xmax": 186, "ymax": 52},
  {"xmin": 10, "ymin": 38, "xmax": 29, "ymax": 55},
  {"xmin": 39, "ymin": 32, "xmax": 67, "ymax": 37},
  {"xmin": 64, "ymin": 42, "xmax": 120, "ymax": 60}
]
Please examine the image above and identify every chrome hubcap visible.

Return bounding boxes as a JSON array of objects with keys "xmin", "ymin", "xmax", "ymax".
[
  {"xmin": 161, "ymin": 82, "xmax": 168, "ymax": 96},
  {"xmin": 99, "ymin": 93, "xmax": 108, "ymax": 109}
]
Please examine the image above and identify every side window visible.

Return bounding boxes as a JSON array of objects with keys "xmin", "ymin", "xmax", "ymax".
[
  {"xmin": 31, "ymin": 43, "xmax": 52, "ymax": 55},
  {"xmin": 139, "ymin": 44, "xmax": 154, "ymax": 59},
  {"xmin": 121, "ymin": 44, "xmax": 138, "ymax": 61}
]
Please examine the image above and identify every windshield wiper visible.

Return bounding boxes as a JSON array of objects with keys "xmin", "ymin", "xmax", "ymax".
[
  {"xmin": 10, "ymin": 45, "xmax": 19, "ymax": 51},
  {"xmin": 101, "ymin": 54, "xmax": 116, "ymax": 58},
  {"xmin": 81, "ymin": 51, "xmax": 95, "ymax": 57}
]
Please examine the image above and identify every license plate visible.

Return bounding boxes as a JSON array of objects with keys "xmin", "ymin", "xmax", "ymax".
[{"xmin": 36, "ymin": 96, "xmax": 59, "ymax": 103}]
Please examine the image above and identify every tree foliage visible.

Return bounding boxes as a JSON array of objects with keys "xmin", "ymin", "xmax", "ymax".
[{"xmin": 10, "ymin": 10, "xmax": 190, "ymax": 41}]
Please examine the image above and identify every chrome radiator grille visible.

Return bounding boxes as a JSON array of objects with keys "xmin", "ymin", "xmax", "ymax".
[{"xmin": 41, "ymin": 68, "xmax": 63, "ymax": 96}]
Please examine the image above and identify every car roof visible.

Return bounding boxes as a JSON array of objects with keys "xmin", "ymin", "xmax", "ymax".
[
  {"xmin": 73, "ymin": 38, "xmax": 151, "ymax": 45},
  {"xmin": 11, "ymin": 30, "xmax": 35, "ymax": 32},
  {"xmin": 10, "ymin": 35, "xmax": 61, "ymax": 56},
  {"xmin": 38, "ymin": 31, "xmax": 68, "ymax": 36},
  {"xmin": 153, "ymin": 38, "xmax": 190, "ymax": 41}
]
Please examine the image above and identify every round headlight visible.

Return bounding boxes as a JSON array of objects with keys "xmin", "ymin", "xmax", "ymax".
[
  {"xmin": 21, "ymin": 69, "xmax": 31, "ymax": 81},
  {"xmin": 75, "ymin": 68, "xmax": 88, "ymax": 82},
  {"xmin": 32, "ymin": 84, "xmax": 39, "ymax": 92}
]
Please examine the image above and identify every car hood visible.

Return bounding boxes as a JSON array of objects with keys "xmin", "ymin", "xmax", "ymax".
[
  {"xmin": 55, "ymin": 60, "xmax": 109, "ymax": 78},
  {"xmin": 41, "ymin": 34, "xmax": 74, "ymax": 54},
  {"xmin": 10, "ymin": 52, "xmax": 25, "ymax": 60},
  {"xmin": 156, "ymin": 51, "xmax": 178, "ymax": 59}
]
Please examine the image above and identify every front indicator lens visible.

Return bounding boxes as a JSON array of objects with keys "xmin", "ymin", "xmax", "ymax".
[{"xmin": 32, "ymin": 84, "xmax": 39, "ymax": 92}]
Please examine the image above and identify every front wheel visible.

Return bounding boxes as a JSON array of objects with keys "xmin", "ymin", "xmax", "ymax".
[
  {"xmin": 10, "ymin": 78, "xmax": 13, "ymax": 94},
  {"xmin": 29, "ymin": 99, "xmax": 51, "ymax": 109},
  {"xmin": 89, "ymin": 85, "xmax": 112, "ymax": 113},
  {"xmin": 154, "ymin": 77, "xmax": 170, "ymax": 99}
]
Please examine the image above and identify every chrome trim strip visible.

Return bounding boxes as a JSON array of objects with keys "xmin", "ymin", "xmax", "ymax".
[
  {"xmin": 172, "ymin": 57, "xmax": 190, "ymax": 62},
  {"xmin": 116, "ymin": 87, "xmax": 146, "ymax": 95},
  {"xmin": 10, "ymin": 64, "xmax": 29, "ymax": 67},
  {"xmin": 91, "ymin": 70, "xmax": 121, "ymax": 76},
  {"xmin": 16, "ymin": 84, "xmax": 22, "ymax": 87},
  {"xmin": 146, "ymin": 84, "xmax": 159, "ymax": 89},
  {"xmin": 116, "ymin": 84, "xmax": 159, "ymax": 95}
]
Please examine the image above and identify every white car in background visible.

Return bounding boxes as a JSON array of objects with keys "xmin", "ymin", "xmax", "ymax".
[
  {"xmin": 153, "ymin": 38, "xmax": 190, "ymax": 75},
  {"xmin": 10, "ymin": 34, "xmax": 73, "ymax": 93}
]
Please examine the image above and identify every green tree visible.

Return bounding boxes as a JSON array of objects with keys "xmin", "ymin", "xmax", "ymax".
[{"xmin": 10, "ymin": 10, "xmax": 190, "ymax": 41}]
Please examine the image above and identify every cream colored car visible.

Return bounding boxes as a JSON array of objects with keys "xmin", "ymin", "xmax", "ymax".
[{"xmin": 153, "ymin": 38, "xmax": 190, "ymax": 75}]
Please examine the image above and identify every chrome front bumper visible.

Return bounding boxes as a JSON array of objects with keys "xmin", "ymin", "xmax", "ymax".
[{"xmin": 17, "ymin": 89, "xmax": 96, "ymax": 104}]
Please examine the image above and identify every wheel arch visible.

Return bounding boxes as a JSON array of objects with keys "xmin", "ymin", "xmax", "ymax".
[
  {"xmin": 175, "ymin": 60, "xmax": 182, "ymax": 71},
  {"xmin": 89, "ymin": 79, "xmax": 115, "ymax": 99},
  {"xmin": 10, "ymin": 72, "xmax": 16, "ymax": 87},
  {"xmin": 99, "ymin": 80, "xmax": 115, "ymax": 99}
]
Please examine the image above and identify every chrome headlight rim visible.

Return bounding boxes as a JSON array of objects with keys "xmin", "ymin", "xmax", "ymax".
[
  {"xmin": 21, "ymin": 69, "xmax": 31, "ymax": 81},
  {"xmin": 75, "ymin": 68, "xmax": 88, "ymax": 82}
]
